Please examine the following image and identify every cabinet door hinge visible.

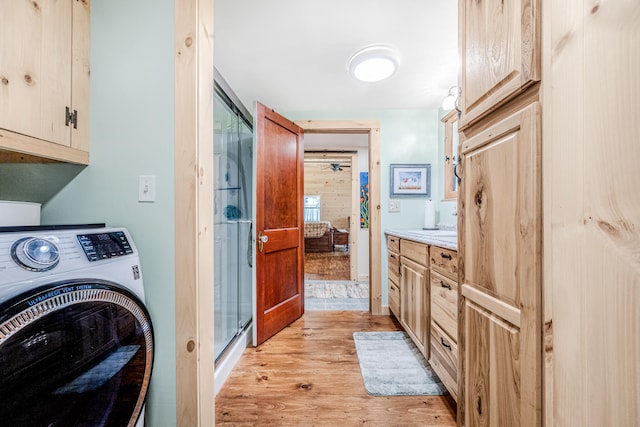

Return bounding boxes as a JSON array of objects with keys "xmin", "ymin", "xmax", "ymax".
[{"xmin": 65, "ymin": 106, "xmax": 78, "ymax": 129}]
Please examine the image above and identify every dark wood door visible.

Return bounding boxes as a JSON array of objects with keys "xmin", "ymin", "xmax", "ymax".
[{"xmin": 255, "ymin": 102, "xmax": 304, "ymax": 345}]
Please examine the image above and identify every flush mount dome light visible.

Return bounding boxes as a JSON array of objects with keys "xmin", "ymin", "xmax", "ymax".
[{"xmin": 348, "ymin": 45, "xmax": 400, "ymax": 83}]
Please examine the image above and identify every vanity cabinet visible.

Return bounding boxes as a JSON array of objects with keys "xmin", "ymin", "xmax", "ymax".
[
  {"xmin": 399, "ymin": 253, "xmax": 429, "ymax": 358},
  {"xmin": 386, "ymin": 236, "xmax": 430, "ymax": 358},
  {"xmin": 386, "ymin": 235, "xmax": 400, "ymax": 318},
  {"xmin": 0, "ymin": 0, "xmax": 90, "ymax": 164},
  {"xmin": 385, "ymin": 235, "xmax": 460, "ymax": 379},
  {"xmin": 429, "ymin": 246, "xmax": 459, "ymax": 401}
]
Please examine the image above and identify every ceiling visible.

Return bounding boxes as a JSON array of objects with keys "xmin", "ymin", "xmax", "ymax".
[{"xmin": 214, "ymin": 0, "xmax": 459, "ymax": 114}]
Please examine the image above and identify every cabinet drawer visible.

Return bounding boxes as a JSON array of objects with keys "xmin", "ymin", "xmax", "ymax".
[
  {"xmin": 429, "ymin": 246, "xmax": 458, "ymax": 280},
  {"xmin": 388, "ymin": 251, "xmax": 400, "ymax": 284},
  {"xmin": 386, "ymin": 234, "xmax": 400, "ymax": 253},
  {"xmin": 400, "ymin": 239, "xmax": 429, "ymax": 266},
  {"xmin": 388, "ymin": 279, "xmax": 400, "ymax": 318},
  {"xmin": 430, "ymin": 271, "xmax": 458, "ymax": 340},
  {"xmin": 430, "ymin": 321, "xmax": 458, "ymax": 401}
]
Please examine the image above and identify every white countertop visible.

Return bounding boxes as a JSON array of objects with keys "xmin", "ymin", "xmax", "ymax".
[{"xmin": 385, "ymin": 229, "xmax": 458, "ymax": 251}]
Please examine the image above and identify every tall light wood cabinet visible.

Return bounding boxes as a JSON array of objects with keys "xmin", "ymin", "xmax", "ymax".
[
  {"xmin": 458, "ymin": 0, "xmax": 541, "ymax": 426},
  {"xmin": 0, "ymin": 0, "xmax": 90, "ymax": 164},
  {"xmin": 459, "ymin": 103, "xmax": 541, "ymax": 426},
  {"xmin": 459, "ymin": 2, "xmax": 639, "ymax": 426}
]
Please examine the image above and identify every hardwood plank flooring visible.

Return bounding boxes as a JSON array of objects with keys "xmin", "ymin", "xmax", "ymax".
[{"xmin": 215, "ymin": 311, "xmax": 456, "ymax": 426}]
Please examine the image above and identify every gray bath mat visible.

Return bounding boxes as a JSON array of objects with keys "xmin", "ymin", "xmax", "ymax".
[{"xmin": 353, "ymin": 331, "xmax": 448, "ymax": 396}]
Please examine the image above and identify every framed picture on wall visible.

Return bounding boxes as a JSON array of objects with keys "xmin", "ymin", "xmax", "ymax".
[{"xmin": 390, "ymin": 164, "xmax": 431, "ymax": 197}]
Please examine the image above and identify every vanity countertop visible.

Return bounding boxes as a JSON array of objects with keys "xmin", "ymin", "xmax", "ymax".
[{"xmin": 385, "ymin": 229, "xmax": 457, "ymax": 251}]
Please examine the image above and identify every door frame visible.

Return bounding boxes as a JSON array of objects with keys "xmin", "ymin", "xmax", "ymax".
[
  {"xmin": 174, "ymin": 0, "xmax": 215, "ymax": 425},
  {"xmin": 297, "ymin": 120, "xmax": 382, "ymax": 314}
]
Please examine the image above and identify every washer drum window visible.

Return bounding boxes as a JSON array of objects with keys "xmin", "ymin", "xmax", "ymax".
[{"xmin": 0, "ymin": 280, "xmax": 154, "ymax": 427}]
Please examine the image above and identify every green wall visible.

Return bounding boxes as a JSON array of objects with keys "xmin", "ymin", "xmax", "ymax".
[
  {"xmin": 285, "ymin": 109, "xmax": 443, "ymax": 305},
  {"xmin": 41, "ymin": 0, "xmax": 177, "ymax": 425},
  {"xmin": 33, "ymin": 3, "xmax": 454, "ymax": 422}
]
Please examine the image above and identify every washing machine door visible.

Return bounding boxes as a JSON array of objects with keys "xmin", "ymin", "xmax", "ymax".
[{"xmin": 0, "ymin": 280, "xmax": 154, "ymax": 427}]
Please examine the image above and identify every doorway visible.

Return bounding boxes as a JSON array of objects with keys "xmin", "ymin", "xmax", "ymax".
[
  {"xmin": 303, "ymin": 152, "xmax": 358, "ymax": 281},
  {"xmin": 296, "ymin": 120, "xmax": 382, "ymax": 315},
  {"xmin": 303, "ymin": 150, "xmax": 365, "ymax": 311}
]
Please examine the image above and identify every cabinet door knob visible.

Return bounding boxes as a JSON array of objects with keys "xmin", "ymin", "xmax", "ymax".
[
  {"xmin": 440, "ymin": 253, "xmax": 453, "ymax": 260},
  {"xmin": 440, "ymin": 281, "xmax": 452, "ymax": 290},
  {"xmin": 454, "ymin": 162, "xmax": 461, "ymax": 184}
]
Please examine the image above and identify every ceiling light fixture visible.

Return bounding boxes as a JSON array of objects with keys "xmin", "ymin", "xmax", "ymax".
[{"xmin": 348, "ymin": 44, "xmax": 400, "ymax": 83}]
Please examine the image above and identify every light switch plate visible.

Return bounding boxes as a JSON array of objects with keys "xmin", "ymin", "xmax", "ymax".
[
  {"xmin": 138, "ymin": 175, "xmax": 156, "ymax": 202},
  {"xmin": 389, "ymin": 200, "xmax": 400, "ymax": 212}
]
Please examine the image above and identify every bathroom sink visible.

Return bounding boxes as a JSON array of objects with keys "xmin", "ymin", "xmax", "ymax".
[{"xmin": 405, "ymin": 230, "xmax": 458, "ymax": 238}]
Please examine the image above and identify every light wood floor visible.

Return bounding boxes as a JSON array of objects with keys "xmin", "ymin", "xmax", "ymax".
[{"xmin": 215, "ymin": 311, "xmax": 456, "ymax": 426}]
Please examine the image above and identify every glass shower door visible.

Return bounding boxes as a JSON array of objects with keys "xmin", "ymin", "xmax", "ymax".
[{"xmin": 213, "ymin": 92, "xmax": 253, "ymax": 361}]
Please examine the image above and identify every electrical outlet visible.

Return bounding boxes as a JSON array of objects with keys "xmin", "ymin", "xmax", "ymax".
[
  {"xmin": 139, "ymin": 175, "xmax": 156, "ymax": 202},
  {"xmin": 389, "ymin": 200, "xmax": 400, "ymax": 212}
]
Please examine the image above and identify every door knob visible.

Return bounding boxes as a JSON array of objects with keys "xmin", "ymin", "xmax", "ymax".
[{"xmin": 258, "ymin": 232, "xmax": 268, "ymax": 252}]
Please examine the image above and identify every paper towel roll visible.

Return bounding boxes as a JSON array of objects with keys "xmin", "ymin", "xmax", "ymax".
[{"xmin": 423, "ymin": 200, "xmax": 435, "ymax": 229}]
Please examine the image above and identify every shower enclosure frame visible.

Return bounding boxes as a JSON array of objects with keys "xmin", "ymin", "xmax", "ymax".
[{"xmin": 213, "ymin": 70, "xmax": 254, "ymax": 363}]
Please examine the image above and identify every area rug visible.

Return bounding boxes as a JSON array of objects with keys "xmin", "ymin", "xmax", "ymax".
[{"xmin": 353, "ymin": 331, "xmax": 448, "ymax": 396}]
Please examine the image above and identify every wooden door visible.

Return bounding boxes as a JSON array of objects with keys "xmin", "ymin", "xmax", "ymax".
[
  {"xmin": 400, "ymin": 256, "xmax": 429, "ymax": 358},
  {"xmin": 459, "ymin": 102, "xmax": 541, "ymax": 426},
  {"xmin": 255, "ymin": 102, "xmax": 304, "ymax": 345},
  {"xmin": 459, "ymin": 0, "xmax": 540, "ymax": 127}
]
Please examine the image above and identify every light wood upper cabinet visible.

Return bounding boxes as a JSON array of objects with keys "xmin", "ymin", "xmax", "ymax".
[
  {"xmin": 459, "ymin": 0, "xmax": 540, "ymax": 128},
  {"xmin": 0, "ymin": 0, "xmax": 90, "ymax": 164}
]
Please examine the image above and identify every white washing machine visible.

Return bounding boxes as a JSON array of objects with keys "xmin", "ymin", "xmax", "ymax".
[{"xmin": 0, "ymin": 224, "xmax": 154, "ymax": 427}]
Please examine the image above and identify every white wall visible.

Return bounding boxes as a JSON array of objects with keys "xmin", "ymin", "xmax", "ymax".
[{"xmin": 41, "ymin": 0, "xmax": 176, "ymax": 425}]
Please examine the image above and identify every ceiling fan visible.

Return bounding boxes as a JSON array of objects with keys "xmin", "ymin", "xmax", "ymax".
[
  {"xmin": 326, "ymin": 162, "xmax": 351, "ymax": 172},
  {"xmin": 304, "ymin": 158, "xmax": 352, "ymax": 171}
]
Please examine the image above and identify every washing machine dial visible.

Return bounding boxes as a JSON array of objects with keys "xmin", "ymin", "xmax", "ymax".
[{"xmin": 11, "ymin": 237, "xmax": 60, "ymax": 271}]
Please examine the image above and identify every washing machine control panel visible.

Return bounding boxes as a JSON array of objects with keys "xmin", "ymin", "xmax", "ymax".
[
  {"xmin": 11, "ymin": 237, "xmax": 61, "ymax": 271},
  {"xmin": 77, "ymin": 231, "xmax": 134, "ymax": 262}
]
